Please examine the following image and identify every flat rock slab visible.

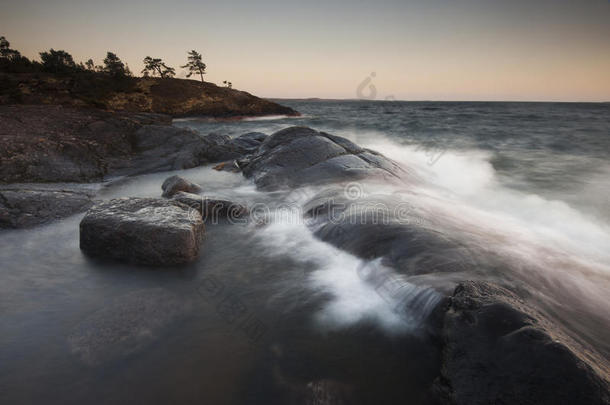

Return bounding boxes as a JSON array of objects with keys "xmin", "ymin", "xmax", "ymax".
[
  {"xmin": 0, "ymin": 184, "xmax": 96, "ymax": 228},
  {"xmin": 79, "ymin": 197, "xmax": 204, "ymax": 266}
]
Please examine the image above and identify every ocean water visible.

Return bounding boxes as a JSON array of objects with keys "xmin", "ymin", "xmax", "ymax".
[{"xmin": 1, "ymin": 101, "xmax": 609, "ymax": 404}]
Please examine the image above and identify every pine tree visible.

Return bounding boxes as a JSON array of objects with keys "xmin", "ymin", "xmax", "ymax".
[
  {"xmin": 181, "ymin": 50, "xmax": 206, "ymax": 82},
  {"xmin": 141, "ymin": 56, "xmax": 175, "ymax": 78}
]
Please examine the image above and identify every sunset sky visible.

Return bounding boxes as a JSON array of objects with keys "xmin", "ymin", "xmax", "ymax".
[{"xmin": 2, "ymin": 0, "xmax": 609, "ymax": 101}]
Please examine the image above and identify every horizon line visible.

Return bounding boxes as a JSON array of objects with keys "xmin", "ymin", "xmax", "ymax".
[{"xmin": 267, "ymin": 97, "xmax": 610, "ymax": 104}]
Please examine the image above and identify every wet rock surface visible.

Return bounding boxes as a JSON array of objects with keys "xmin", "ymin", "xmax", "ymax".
[
  {"xmin": 161, "ymin": 175, "xmax": 202, "ymax": 198},
  {"xmin": 435, "ymin": 281, "xmax": 610, "ymax": 405},
  {"xmin": 0, "ymin": 184, "xmax": 96, "ymax": 228},
  {"xmin": 0, "ymin": 105, "xmax": 263, "ymax": 184},
  {"xmin": 240, "ymin": 126, "xmax": 404, "ymax": 190},
  {"xmin": 79, "ymin": 197, "xmax": 205, "ymax": 265}
]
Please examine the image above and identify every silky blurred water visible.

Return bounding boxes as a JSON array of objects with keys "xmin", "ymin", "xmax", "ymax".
[{"xmin": 1, "ymin": 101, "xmax": 609, "ymax": 404}]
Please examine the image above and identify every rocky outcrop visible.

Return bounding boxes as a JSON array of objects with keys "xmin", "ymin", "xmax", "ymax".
[
  {"xmin": 435, "ymin": 281, "xmax": 610, "ymax": 405},
  {"xmin": 161, "ymin": 175, "xmax": 202, "ymax": 198},
  {"xmin": 1, "ymin": 72, "xmax": 299, "ymax": 118},
  {"xmin": 0, "ymin": 105, "xmax": 260, "ymax": 183},
  {"xmin": 240, "ymin": 127, "xmax": 404, "ymax": 190},
  {"xmin": 231, "ymin": 132, "xmax": 268, "ymax": 153},
  {"xmin": 0, "ymin": 184, "xmax": 95, "ymax": 228},
  {"xmin": 0, "ymin": 105, "xmax": 170, "ymax": 183},
  {"xmin": 79, "ymin": 198, "xmax": 205, "ymax": 265}
]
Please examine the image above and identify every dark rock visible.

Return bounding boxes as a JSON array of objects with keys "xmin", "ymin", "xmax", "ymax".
[
  {"xmin": 170, "ymin": 192, "xmax": 249, "ymax": 222},
  {"xmin": 240, "ymin": 127, "xmax": 404, "ymax": 190},
  {"xmin": 161, "ymin": 175, "xmax": 202, "ymax": 198},
  {"xmin": 201, "ymin": 198, "xmax": 249, "ymax": 222},
  {"xmin": 0, "ymin": 185, "xmax": 95, "ymax": 228},
  {"xmin": 303, "ymin": 190, "xmax": 475, "ymax": 279},
  {"xmin": 231, "ymin": 132, "xmax": 268, "ymax": 152},
  {"xmin": 0, "ymin": 72, "xmax": 299, "ymax": 118},
  {"xmin": 436, "ymin": 281, "xmax": 610, "ymax": 405},
  {"xmin": 79, "ymin": 198, "xmax": 205, "ymax": 265},
  {"xmin": 171, "ymin": 191, "xmax": 204, "ymax": 210},
  {"xmin": 0, "ymin": 105, "xmax": 168, "ymax": 183},
  {"xmin": 110, "ymin": 127, "xmax": 249, "ymax": 176},
  {"xmin": 0, "ymin": 105, "xmax": 260, "ymax": 184}
]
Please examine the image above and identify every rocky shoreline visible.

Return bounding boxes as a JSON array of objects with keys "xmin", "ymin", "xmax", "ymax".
[{"xmin": 1, "ymin": 115, "xmax": 609, "ymax": 404}]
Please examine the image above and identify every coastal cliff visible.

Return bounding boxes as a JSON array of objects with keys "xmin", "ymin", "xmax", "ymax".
[{"xmin": 0, "ymin": 72, "xmax": 298, "ymax": 117}]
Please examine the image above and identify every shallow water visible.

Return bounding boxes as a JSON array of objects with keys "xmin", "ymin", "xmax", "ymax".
[{"xmin": 1, "ymin": 101, "xmax": 609, "ymax": 404}]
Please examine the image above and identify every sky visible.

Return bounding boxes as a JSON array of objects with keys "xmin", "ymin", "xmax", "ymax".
[{"xmin": 2, "ymin": 0, "xmax": 609, "ymax": 101}]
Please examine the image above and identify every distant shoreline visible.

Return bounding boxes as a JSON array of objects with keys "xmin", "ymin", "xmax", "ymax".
[{"xmin": 269, "ymin": 98, "xmax": 609, "ymax": 104}]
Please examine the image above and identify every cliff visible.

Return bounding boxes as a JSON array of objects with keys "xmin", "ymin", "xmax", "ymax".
[{"xmin": 0, "ymin": 72, "xmax": 298, "ymax": 118}]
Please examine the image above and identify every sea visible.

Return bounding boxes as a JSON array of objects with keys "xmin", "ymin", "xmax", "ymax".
[{"xmin": 1, "ymin": 100, "xmax": 609, "ymax": 404}]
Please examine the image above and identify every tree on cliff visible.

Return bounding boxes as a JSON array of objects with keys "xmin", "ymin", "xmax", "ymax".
[
  {"xmin": 181, "ymin": 50, "xmax": 206, "ymax": 83},
  {"xmin": 141, "ymin": 56, "xmax": 175, "ymax": 78},
  {"xmin": 0, "ymin": 36, "xmax": 21, "ymax": 60},
  {"xmin": 103, "ymin": 52, "xmax": 128, "ymax": 77},
  {"xmin": 40, "ymin": 49, "xmax": 76, "ymax": 74},
  {"xmin": 0, "ymin": 36, "xmax": 33, "ymax": 73},
  {"xmin": 85, "ymin": 59, "xmax": 95, "ymax": 71}
]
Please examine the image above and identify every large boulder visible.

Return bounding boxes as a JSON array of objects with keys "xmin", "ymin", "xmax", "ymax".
[
  {"xmin": 161, "ymin": 175, "xmax": 202, "ymax": 198},
  {"xmin": 240, "ymin": 127, "xmax": 404, "ymax": 190},
  {"xmin": 79, "ymin": 198, "xmax": 205, "ymax": 265},
  {"xmin": 436, "ymin": 281, "xmax": 610, "ymax": 405}
]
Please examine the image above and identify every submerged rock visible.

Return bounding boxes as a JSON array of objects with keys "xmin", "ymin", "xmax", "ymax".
[
  {"xmin": 79, "ymin": 198, "xmax": 204, "ymax": 265},
  {"xmin": 161, "ymin": 175, "xmax": 202, "ymax": 198},
  {"xmin": 68, "ymin": 288, "xmax": 191, "ymax": 366},
  {"xmin": 436, "ymin": 281, "xmax": 610, "ymax": 405},
  {"xmin": 240, "ymin": 127, "xmax": 404, "ymax": 190}
]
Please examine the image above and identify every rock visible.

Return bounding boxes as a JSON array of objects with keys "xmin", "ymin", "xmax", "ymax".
[
  {"xmin": 171, "ymin": 191, "xmax": 204, "ymax": 210},
  {"xmin": 1, "ymin": 72, "xmax": 299, "ymax": 118},
  {"xmin": 0, "ymin": 105, "xmax": 261, "ymax": 184},
  {"xmin": 231, "ymin": 132, "xmax": 268, "ymax": 152},
  {"xmin": 0, "ymin": 105, "xmax": 168, "ymax": 183},
  {"xmin": 170, "ymin": 192, "xmax": 248, "ymax": 223},
  {"xmin": 0, "ymin": 185, "xmax": 95, "ymax": 228},
  {"xmin": 161, "ymin": 175, "xmax": 202, "ymax": 198},
  {"xmin": 79, "ymin": 198, "xmax": 205, "ymax": 265},
  {"xmin": 240, "ymin": 127, "xmax": 404, "ymax": 190},
  {"xmin": 436, "ymin": 281, "xmax": 610, "ymax": 405},
  {"xmin": 201, "ymin": 198, "xmax": 249, "ymax": 222},
  {"xmin": 110, "ymin": 127, "xmax": 250, "ymax": 176}
]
